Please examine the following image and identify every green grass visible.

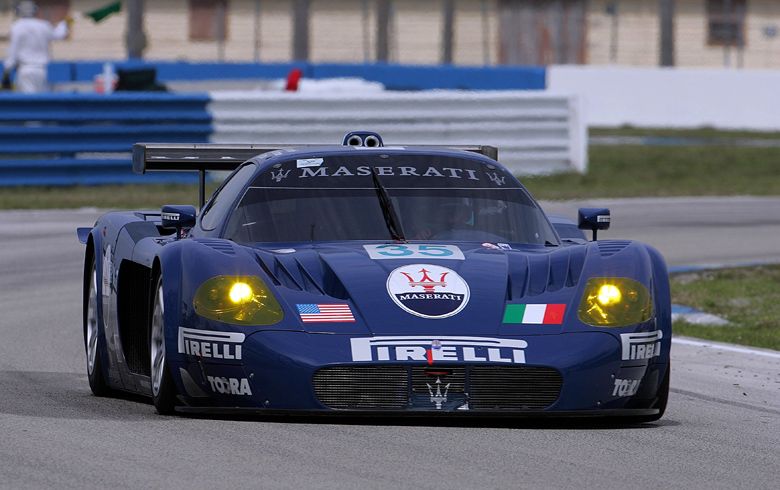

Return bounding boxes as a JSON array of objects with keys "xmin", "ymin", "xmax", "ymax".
[
  {"xmin": 6, "ymin": 144, "xmax": 780, "ymax": 210},
  {"xmin": 2, "ymin": 128, "xmax": 780, "ymax": 209},
  {"xmin": 590, "ymin": 126, "xmax": 780, "ymax": 140},
  {"xmin": 523, "ymin": 145, "xmax": 780, "ymax": 200},
  {"xmin": 671, "ymin": 265, "xmax": 780, "ymax": 351},
  {"xmin": 0, "ymin": 183, "xmax": 215, "ymax": 210}
]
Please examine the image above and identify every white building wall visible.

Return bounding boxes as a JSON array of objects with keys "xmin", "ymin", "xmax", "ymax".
[
  {"xmin": 2, "ymin": 0, "xmax": 780, "ymax": 68},
  {"xmin": 310, "ymin": 0, "xmax": 368, "ymax": 62},
  {"xmin": 586, "ymin": 0, "xmax": 659, "ymax": 66}
]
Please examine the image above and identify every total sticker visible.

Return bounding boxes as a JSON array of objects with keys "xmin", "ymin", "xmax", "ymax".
[{"xmin": 386, "ymin": 263, "xmax": 470, "ymax": 319}]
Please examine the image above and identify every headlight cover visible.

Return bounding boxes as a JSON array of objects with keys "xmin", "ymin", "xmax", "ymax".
[
  {"xmin": 577, "ymin": 277, "xmax": 652, "ymax": 327},
  {"xmin": 193, "ymin": 275, "xmax": 284, "ymax": 326}
]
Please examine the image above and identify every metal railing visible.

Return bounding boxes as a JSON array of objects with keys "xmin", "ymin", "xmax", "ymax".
[{"xmin": 209, "ymin": 91, "xmax": 586, "ymax": 174}]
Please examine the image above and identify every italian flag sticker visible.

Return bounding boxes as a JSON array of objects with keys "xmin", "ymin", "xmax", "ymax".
[{"xmin": 503, "ymin": 304, "xmax": 566, "ymax": 324}]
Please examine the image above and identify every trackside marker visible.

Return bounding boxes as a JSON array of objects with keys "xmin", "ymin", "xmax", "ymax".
[{"xmin": 673, "ymin": 337, "xmax": 780, "ymax": 359}]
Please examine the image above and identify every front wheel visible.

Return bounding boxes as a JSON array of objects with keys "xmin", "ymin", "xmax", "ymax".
[
  {"xmin": 628, "ymin": 361, "xmax": 670, "ymax": 424},
  {"xmin": 150, "ymin": 275, "xmax": 177, "ymax": 415},
  {"xmin": 85, "ymin": 257, "xmax": 110, "ymax": 396}
]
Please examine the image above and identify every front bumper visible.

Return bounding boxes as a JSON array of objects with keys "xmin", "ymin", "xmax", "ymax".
[{"xmin": 170, "ymin": 329, "xmax": 668, "ymax": 415}]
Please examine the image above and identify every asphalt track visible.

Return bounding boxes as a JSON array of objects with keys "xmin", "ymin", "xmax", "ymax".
[{"xmin": 1, "ymin": 198, "xmax": 779, "ymax": 489}]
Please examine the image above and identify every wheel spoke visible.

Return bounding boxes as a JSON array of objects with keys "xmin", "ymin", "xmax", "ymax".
[
  {"xmin": 86, "ymin": 268, "xmax": 98, "ymax": 375},
  {"xmin": 151, "ymin": 285, "xmax": 166, "ymax": 397}
]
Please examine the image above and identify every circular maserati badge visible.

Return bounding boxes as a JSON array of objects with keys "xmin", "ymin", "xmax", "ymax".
[{"xmin": 386, "ymin": 264, "xmax": 470, "ymax": 319}]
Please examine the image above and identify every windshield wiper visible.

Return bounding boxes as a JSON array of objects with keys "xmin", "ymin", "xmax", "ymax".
[{"xmin": 371, "ymin": 169, "xmax": 406, "ymax": 242}]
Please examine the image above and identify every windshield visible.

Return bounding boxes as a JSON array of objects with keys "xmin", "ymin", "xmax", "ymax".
[{"xmin": 223, "ymin": 154, "xmax": 558, "ymax": 245}]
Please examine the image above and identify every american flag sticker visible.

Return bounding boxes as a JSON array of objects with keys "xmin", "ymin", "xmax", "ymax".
[{"xmin": 296, "ymin": 304, "xmax": 356, "ymax": 323}]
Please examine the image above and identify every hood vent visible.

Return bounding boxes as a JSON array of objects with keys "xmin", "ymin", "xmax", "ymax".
[
  {"xmin": 194, "ymin": 238, "xmax": 235, "ymax": 255},
  {"xmin": 253, "ymin": 250, "xmax": 349, "ymax": 299},
  {"xmin": 506, "ymin": 247, "xmax": 586, "ymax": 300},
  {"xmin": 254, "ymin": 252, "xmax": 303, "ymax": 290},
  {"xmin": 253, "ymin": 253, "xmax": 283, "ymax": 286},
  {"xmin": 597, "ymin": 240, "xmax": 631, "ymax": 257}
]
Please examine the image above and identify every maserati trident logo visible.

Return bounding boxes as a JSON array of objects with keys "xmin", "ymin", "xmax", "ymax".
[
  {"xmin": 386, "ymin": 264, "xmax": 470, "ymax": 319},
  {"xmin": 486, "ymin": 172, "xmax": 506, "ymax": 186},
  {"xmin": 400, "ymin": 268, "xmax": 448, "ymax": 292},
  {"xmin": 270, "ymin": 168, "xmax": 291, "ymax": 182},
  {"xmin": 427, "ymin": 377, "xmax": 450, "ymax": 410}
]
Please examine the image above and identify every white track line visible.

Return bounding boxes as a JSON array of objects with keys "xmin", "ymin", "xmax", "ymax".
[{"xmin": 673, "ymin": 337, "xmax": 780, "ymax": 359}]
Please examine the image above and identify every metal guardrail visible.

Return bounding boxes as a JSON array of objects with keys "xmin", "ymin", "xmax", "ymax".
[
  {"xmin": 0, "ymin": 88, "xmax": 585, "ymax": 186},
  {"xmin": 0, "ymin": 93, "xmax": 210, "ymax": 186},
  {"xmin": 208, "ymin": 91, "xmax": 587, "ymax": 174}
]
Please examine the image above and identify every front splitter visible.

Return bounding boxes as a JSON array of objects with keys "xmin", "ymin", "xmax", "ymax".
[{"xmin": 174, "ymin": 406, "xmax": 659, "ymax": 419}]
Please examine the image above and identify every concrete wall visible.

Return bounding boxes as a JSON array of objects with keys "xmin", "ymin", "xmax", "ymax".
[{"xmin": 548, "ymin": 65, "xmax": 780, "ymax": 130}]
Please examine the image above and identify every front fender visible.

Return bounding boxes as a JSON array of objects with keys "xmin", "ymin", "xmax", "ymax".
[
  {"xmin": 156, "ymin": 239, "xmax": 300, "ymax": 393},
  {"xmin": 646, "ymin": 244, "xmax": 672, "ymax": 367}
]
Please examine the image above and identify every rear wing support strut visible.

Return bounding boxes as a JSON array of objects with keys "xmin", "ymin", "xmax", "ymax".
[{"xmin": 198, "ymin": 169, "xmax": 206, "ymax": 210}]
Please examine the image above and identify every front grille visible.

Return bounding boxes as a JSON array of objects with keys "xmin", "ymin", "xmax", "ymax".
[
  {"xmin": 313, "ymin": 366, "xmax": 407, "ymax": 409},
  {"xmin": 411, "ymin": 367, "xmax": 466, "ymax": 394},
  {"xmin": 313, "ymin": 365, "xmax": 562, "ymax": 411},
  {"xmin": 469, "ymin": 366, "xmax": 562, "ymax": 410}
]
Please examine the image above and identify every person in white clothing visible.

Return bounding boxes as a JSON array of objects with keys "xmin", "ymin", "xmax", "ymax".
[{"xmin": 2, "ymin": 1, "xmax": 70, "ymax": 93}]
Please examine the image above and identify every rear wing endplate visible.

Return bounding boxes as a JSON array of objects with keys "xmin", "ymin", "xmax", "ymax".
[{"xmin": 132, "ymin": 143, "xmax": 498, "ymax": 208}]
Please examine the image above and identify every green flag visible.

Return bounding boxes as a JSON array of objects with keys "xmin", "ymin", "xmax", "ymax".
[{"xmin": 85, "ymin": 1, "xmax": 122, "ymax": 23}]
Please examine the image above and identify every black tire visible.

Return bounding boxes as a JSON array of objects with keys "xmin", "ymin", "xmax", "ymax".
[
  {"xmin": 627, "ymin": 361, "xmax": 670, "ymax": 424},
  {"xmin": 150, "ymin": 274, "xmax": 177, "ymax": 415},
  {"xmin": 85, "ymin": 256, "xmax": 111, "ymax": 396}
]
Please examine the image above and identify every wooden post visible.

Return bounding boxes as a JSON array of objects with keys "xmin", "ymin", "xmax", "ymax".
[
  {"xmin": 442, "ymin": 0, "xmax": 455, "ymax": 64},
  {"xmin": 292, "ymin": 0, "xmax": 310, "ymax": 61},
  {"xmin": 376, "ymin": 0, "xmax": 391, "ymax": 62},
  {"xmin": 659, "ymin": 0, "xmax": 675, "ymax": 66},
  {"xmin": 126, "ymin": 0, "xmax": 147, "ymax": 59}
]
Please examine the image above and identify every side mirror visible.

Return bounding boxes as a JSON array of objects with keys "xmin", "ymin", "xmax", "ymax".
[
  {"xmin": 578, "ymin": 207, "xmax": 610, "ymax": 241},
  {"xmin": 161, "ymin": 205, "xmax": 197, "ymax": 239}
]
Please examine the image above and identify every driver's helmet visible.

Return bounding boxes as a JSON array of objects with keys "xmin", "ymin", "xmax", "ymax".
[{"xmin": 439, "ymin": 198, "xmax": 474, "ymax": 229}]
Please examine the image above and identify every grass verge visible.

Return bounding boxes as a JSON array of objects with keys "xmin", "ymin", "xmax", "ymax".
[
  {"xmin": 523, "ymin": 145, "xmax": 780, "ymax": 200},
  {"xmin": 0, "ymin": 183, "xmax": 214, "ymax": 210},
  {"xmin": 4, "ymin": 144, "xmax": 780, "ymax": 210},
  {"xmin": 2, "ymin": 128, "xmax": 780, "ymax": 208},
  {"xmin": 589, "ymin": 126, "xmax": 780, "ymax": 140},
  {"xmin": 671, "ymin": 265, "xmax": 780, "ymax": 351}
]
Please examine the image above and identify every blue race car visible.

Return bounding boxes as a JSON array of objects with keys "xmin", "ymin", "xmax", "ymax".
[{"xmin": 78, "ymin": 132, "xmax": 671, "ymax": 421}]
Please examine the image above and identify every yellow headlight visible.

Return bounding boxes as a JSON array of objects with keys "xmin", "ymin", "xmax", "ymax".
[
  {"xmin": 577, "ymin": 277, "xmax": 652, "ymax": 327},
  {"xmin": 596, "ymin": 284, "xmax": 622, "ymax": 306},
  {"xmin": 194, "ymin": 275, "xmax": 284, "ymax": 326},
  {"xmin": 229, "ymin": 282, "xmax": 253, "ymax": 304}
]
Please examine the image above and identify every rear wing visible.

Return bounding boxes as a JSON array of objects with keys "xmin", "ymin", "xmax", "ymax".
[
  {"xmin": 132, "ymin": 143, "xmax": 293, "ymax": 208},
  {"xmin": 132, "ymin": 142, "xmax": 498, "ymax": 208}
]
